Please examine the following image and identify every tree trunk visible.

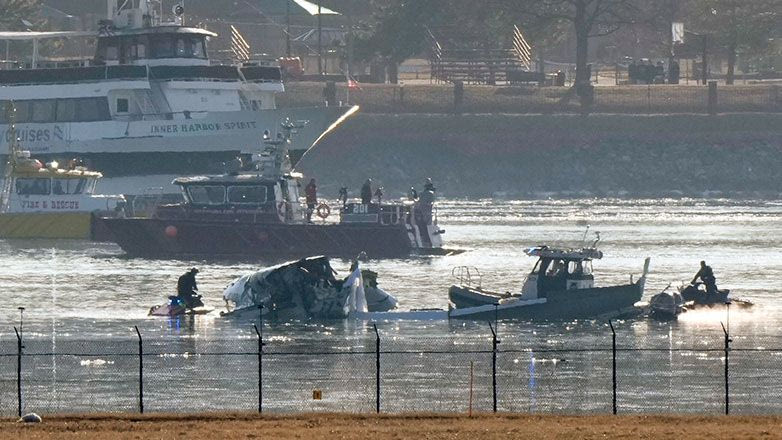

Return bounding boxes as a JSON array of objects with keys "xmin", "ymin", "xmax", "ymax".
[
  {"xmin": 574, "ymin": 1, "xmax": 590, "ymax": 87},
  {"xmin": 726, "ymin": 39, "xmax": 737, "ymax": 85}
]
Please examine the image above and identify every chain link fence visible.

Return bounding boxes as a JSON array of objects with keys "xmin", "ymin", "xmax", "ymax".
[{"xmin": 3, "ymin": 321, "xmax": 782, "ymax": 416}]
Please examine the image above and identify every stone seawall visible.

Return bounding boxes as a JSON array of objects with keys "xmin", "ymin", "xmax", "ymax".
[{"xmin": 296, "ymin": 113, "xmax": 782, "ymax": 198}]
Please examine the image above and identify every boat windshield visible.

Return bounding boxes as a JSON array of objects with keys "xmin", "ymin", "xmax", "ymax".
[
  {"xmin": 52, "ymin": 178, "xmax": 88, "ymax": 195},
  {"xmin": 568, "ymin": 260, "xmax": 591, "ymax": 275},
  {"xmin": 227, "ymin": 185, "xmax": 267, "ymax": 205},
  {"xmin": 187, "ymin": 185, "xmax": 225, "ymax": 205},
  {"xmin": 15, "ymin": 178, "xmax": 50, "ymax": 195}
]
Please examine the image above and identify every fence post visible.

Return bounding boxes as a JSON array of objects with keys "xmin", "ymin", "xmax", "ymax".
[
  {"xmin": 609, "ymin": 320, "xmax": 617, "ymax": 415},
  {"xmin": 489, "ymin": 321, "xmax": 500, "ymax": 413},
  {"xmin": 708, "ymin": 81, "xmax": 718, "ymax": 115},
  {"xmin": 135, "ymin": 326, "xmax": 143, "ymax": 414},
  {"xmin": 14, "ymin": 326, "xmax": 22, "ymax": 417},
  {"xmin": 254, "ymin": 303, "xmax": 264, "ymax": 413},
  {"xmin": 373, "ymin": 323, "xmax": 380, "ymax": 413},
  {"xmin": 721, "ymin": 321, "xmax": 731, "ymax": 415}
]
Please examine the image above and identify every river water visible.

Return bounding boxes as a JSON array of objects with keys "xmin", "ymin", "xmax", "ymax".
[{"xmin": 1, "ymin": 198, "xmax": 781, "ymax": 414}]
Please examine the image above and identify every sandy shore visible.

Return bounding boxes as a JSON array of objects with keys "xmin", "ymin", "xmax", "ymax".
[{"xmin": 5, "ymin": 413, "xmax": 782, "ymax": 439}]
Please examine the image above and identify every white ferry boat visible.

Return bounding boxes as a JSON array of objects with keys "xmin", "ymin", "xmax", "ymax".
[{"xmin": 0, "ymin": 0, "xmax": 356, "ymax": 194}]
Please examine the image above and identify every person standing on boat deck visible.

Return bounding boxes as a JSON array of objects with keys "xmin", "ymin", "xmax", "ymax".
[
  {"xmin": 419, "ymin": 181, "xmax": 435, "ymax": 224},
  {"xmin": 361, "ymin": 179, "xmax": 373, "ymax": 204},
  {"xmin": 338, "ymin": 186, "xmax": 348, "ymax": 206},
  {"xmin": 374, "ymin": 187, "xmax": 384, "ymax": 204},
  {"xmin": 408, "ymin": 186, "xmax": 418, "ymax": 201},
  {"xmin": 305, "ymin": 178, "xmax": 317, "ymax": 223},
  {"xmin": 692, "ymin": 261, "xmax": 718, "ymax": 295},
  {"xmin": 177, "ymin": 268, "xmax": 200, "ymax": 308}
]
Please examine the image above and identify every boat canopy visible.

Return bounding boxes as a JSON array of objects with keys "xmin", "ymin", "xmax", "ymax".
[
  {"xmin": 173, "ymin": 171, "xmax": 303, "ymax": 186},
  {"xmin": 524, "ymin": 246, "xmax": 603, "ymax": 261}
]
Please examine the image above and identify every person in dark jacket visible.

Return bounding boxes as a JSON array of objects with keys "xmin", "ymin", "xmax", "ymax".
[
  {"xmin": 338, "ymin": 186, "xmax": 348, "ymax": 206},
  {"xmin": 692, "ymin": 260, "xmax": 718, "ymax": 295},
  {"xmin": 305, "ymin": 178, "xmax": 317, "ymax": 223},
  {"xmin": 177, "ymin": 268, "xmax": 201, "ymax": 308},
  {"xmin": 361, "ymin": 179, "xmax": 372, "ymax": 204}
]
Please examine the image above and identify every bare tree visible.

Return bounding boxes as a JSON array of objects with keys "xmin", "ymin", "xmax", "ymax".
[
  {"xmin": 686, "ymin": 0, "xmax": 781, "ymax": 84},
  {"xmin": 515, "ymin": 0, "xmax": 642, "ymax": 88}
]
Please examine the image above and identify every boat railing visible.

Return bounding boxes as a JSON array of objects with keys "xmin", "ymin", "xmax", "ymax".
[{"xmin": 452, "ymin": 266, "xmax": 482, "ymax": 288}]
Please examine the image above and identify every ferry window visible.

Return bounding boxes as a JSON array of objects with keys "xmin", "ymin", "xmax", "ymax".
[
  {"xmin": 15, "ymin": 178, "xmax": 51, "ymax": 195},
  {"xmin": 31, "ymin": 100, "xmax": 55, "ymax": 123},
  {"xmin": 105, "ymin": 44, "xmax": 118, "ymax": 61},
  {"xmin": 116, "ymin": 98, "xmax": 129, "ymax": 113},
  {"xmin": 188, "ymin": 185, "xmax": 225, "ymax": 204},
  {"xmin": 137, "ymin": 43, "xmax": 146, "ymax": 58},
  {"xmin": 192, "ymin": 38, "xmax": 205, "ymax": 58},
  {"xmin": 176, "ymin": 38, "xmax": 186, "ymax": 56},
  {"xmin": 56, "ymin": 99, "xmax": 77, "ymax": 121},
  {"xmin": 13, "ymin": 101, "xmax": 30, "ymax": 123},
  {"xmin": 76, "ymin": 98, "xmax": 111, "ymax": 122},
  {"xmin": 151, "ymin": 37, "xmax": 173, "ymax": 58},
  {"xmin": 227, "ymin": 186, "xmax": 267, "ymax": 204}
]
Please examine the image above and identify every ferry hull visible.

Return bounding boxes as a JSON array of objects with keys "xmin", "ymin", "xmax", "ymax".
[
  {"xmin": 100, "ymin": 217, "xmax": 419, "ymax": 259},
  {"xmin": 449, "ymin": 283, "xmax": 644, "ymax": 321},
  {"xmin": 0, "ymin": 105, "xmax": 357, "ymax": 193},
  {"xmin": 0, "ymin": 212, "xmax": 93, "ymax": 239}
]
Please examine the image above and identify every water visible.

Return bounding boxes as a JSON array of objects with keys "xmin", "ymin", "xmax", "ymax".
[{"xmin": 1, "ymin": 198, "xmax": 781, "ymax": 414}]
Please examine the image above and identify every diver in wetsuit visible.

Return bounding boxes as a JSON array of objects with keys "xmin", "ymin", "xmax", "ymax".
[
  {"xmin": 691, "ymin": 261, "xmax": 718, "ymax": 295},
  {"xmin": 177, "ymin": 268, "xmax": 202, "ymax": 308}
]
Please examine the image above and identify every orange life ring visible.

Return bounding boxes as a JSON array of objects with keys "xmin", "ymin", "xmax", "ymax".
[{"xmin": 316, "ymin": 203, "xmax": 331, "ymax": 219}]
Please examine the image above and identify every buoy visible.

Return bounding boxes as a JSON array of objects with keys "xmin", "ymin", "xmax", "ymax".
[
  {"xmin": 316, "ymin": 203, "xmax": 330, "ymax": 219},
  {"xmin": 164, "ymin": 225, "xmax": 178, "ymax": 237}
]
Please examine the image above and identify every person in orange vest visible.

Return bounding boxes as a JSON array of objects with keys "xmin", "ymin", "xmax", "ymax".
[{"xmin": 305, "ymin": 178, "xmax": 317, "ymax": 223}]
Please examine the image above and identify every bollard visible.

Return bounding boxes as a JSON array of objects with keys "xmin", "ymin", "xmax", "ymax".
[
  {"xmin": 135, "ymin": 326, "xmax": 143, "ymax": 413},
  {"xmin": 609, "ymin": 320, "xmax": 617, "ymax": 415},
  {"xmin": 708, "ymin": 81, "xmax": 718, "ymax": 115},
  {"xmin": 375, "ymin": 325, "xmax": 381, "ymax": 413},
  {"xmin": 14, "ymin": 326, "xmax": 22, "ymax": 417}
]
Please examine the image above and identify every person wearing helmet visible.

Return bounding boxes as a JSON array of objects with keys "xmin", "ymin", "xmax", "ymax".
[{"xmin": 177, "ymin": 268, "xmax": 202, "ymax": 308}]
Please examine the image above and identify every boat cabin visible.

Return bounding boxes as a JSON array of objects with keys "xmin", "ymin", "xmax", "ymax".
[
  {"xmin": 157, "ymin": 172, "xmax": 303, "ymax": 223},
  {"xmin": 2, "ymin": 153, "xmax": 123, "ymax": 214},
  {"xmin": 519, "ymin": 246, "xmax": 602, "ymax": 299}
]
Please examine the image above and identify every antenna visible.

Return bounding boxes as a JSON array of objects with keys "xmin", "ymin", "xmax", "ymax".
[{"xmin": 581, "ymin": 224, "xmax": 590, "ymax": 246}]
